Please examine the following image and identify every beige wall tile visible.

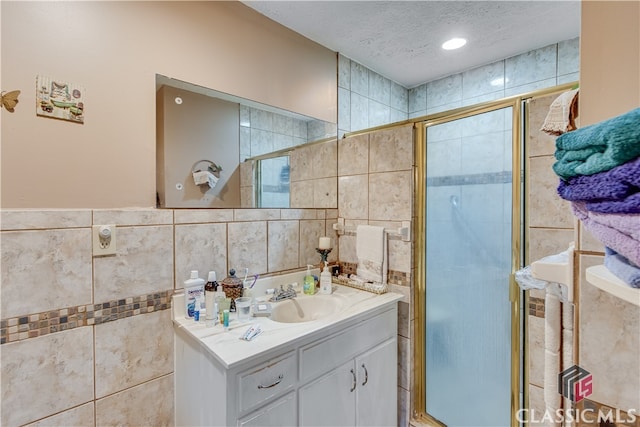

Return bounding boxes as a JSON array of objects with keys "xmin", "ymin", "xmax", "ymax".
[
  {"xmin": 339, "ymin": 175, "xmax": 369, "ymax": 219},
  {"xmin": 290, "ymin": 145, "xmax": 313, "ymax": 181},
  {"xmin": 233, "ymin": 209, "xmax": 280, "ymax": 221},
  {"xmin": 398, "ymin": 334, "xmax": 410, "ymax": 389},
  {"xmin": 527, "ymin": 156, "xmax": 574, "ymax": 228},
  {"xmin": 389, "ymin": 239, "xmax": 412, "ymax": 273},
  {"xmin": 1, "ymin": 228, "xmax": 92, "ymax": 318},
  {"xmin": 94, "ymin": 225, "xmax": 174, "ymax": 302},
  {"xmin": 300, "ymin": 220, "xmax": 325, "ymax": 267},
  {"xmin": 578, "ymin": 221, "xmax": 605, "ymax": 253},
  {"xmin": 24, "ymin": 403, "xmax": 94, "ymax": 427},
  {"xmin": 93, "ymin": 208, "xmax": 173, "ymax": 226},
  {"xmin": 175, "ymin": 223, "xmax": 227, "ymax": 289},
  {"xmin": 527, "ymin": 227, "xmax": 574, "ymax": 264},
  {"xmin": 369, "ymin": 125, "xmax": 413, "ymax": 173},
  {"xmin": 528, "ymin": 314, "xmax": 545, "ymax": 387},
  {"xmin": 281, "ymin": 209, "xmax": 318, "ymax": 220},
  {"xmin": 313, "ymin": 177, "xmax": 337, "ymax": 208},
  {"xmin": 311, "ymin": 139, "xmax": 337, "ymax": 179},
  {"xmin": 579, "ymin": 254, "xmax": 640, "ymax": 411},
  {"xmin": 290, "ymin": 180, "xmax": 314, "ymax": 208},
  {"xmin": 228, "ymin": 221, "xmax": 268, "ymax": 274},
  {"xmin": 398, "ymin": 301, "xmax": 410, "ymax": 339},
  {"xmin": 338, "ymin": 133, "xmax": 369, "ymax": 176},
  {"xmin": 1, "ymin": 209, "xmax": 91, "ymax": 230},
  {"xmin": 268, "ymin": 220, "xmax": 299, "ymax": 272},
  {"xmin": 95, "ymin": 374, "xmax": 173, "ymax": 427},
  {"xmin": 325, "ymin": 208, "xmax": 338, "ymax": 219},
  {"xmin": 241, "ymin": 187, "xmax": 255, "ymax": 208},
  {"xmin": 1, "ymin": 327, "xmax": 94, "ymax": 426},
  {"xmin": 174, "ymin": 209, "xmax": 234, "ymax": 224},
  {"xmin": 240, "ymin": 160, "xmax": 253, "ymax": 187},
  {"xmin": 527, "ymin": 94, "xmax": 559, "ymax": 157},
  {"xmin": 369, "ymin": 171, "xmax": 412, "ymax": 221},
  {"xmin": 339, "ymin": 233, "xmax": 357, "ymax": 264},
  {"xmin": 95, "ymin": 310, "xmax": 173, "ymax": 398},
  {"xmin": 398, "ymin": 386, "xmax": 410, "ymax": 427},
  {"xmin": 528, "ymin": 384, "xmax": 545, "ymax": 426}
]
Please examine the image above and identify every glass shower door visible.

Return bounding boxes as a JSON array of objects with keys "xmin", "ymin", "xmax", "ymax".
[{"xmin": 424, "ymin": 106, "xmax": 516, "ymax": 426}]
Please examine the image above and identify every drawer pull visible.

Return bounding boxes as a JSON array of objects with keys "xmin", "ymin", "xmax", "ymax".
[
  {"xmin": 361, "ymin": 363, "xmax": 368, "ymax": 386},
  {"xmin": 257, "ymin": 374, "xmax": 284, "ymax": 389},
  {"xmin": 350, "ymin": 369, "xmax": 356, "ymax": 392}
]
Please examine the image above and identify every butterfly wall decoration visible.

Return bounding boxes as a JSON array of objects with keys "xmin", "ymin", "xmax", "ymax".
[{"xmin": 1, "ymin": 90, "xmax": 20, "ymax": 112}]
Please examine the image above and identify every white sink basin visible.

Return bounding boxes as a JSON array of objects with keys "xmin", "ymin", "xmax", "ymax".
[{"xmin": 270, "ymin": 294, "xmax": 347, "ymax": 323}]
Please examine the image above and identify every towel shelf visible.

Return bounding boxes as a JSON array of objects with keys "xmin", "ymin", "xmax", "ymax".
[
  {"xmin": 332, "ymin": 218, "xmax": 411, "ymax": 242},
  {"xmin": 586, "ymin": 265, "xmax": 640, "ymax": 307}
]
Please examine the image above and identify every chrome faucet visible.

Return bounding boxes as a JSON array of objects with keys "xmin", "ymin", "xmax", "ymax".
[{"xmin": 270, "ymin": 284, "xmax": 297, "ymax": 302}]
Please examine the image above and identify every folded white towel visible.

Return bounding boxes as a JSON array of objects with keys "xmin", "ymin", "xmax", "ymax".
[{"xmin": 356, "ymin": 225, "xmax": 387, "ymax": 284}]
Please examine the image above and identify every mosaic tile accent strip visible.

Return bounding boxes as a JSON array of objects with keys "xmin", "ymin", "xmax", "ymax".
[
  {"xmin": 529, "ymin": 296, "xmax": 545, "ymax": 318},
  {"xmin": 338, "ymin": 261, "xmax": 410, "ymax": 286},
  {"xmin": 0, "ymin": 290, "xmax": 173, "ymax": 345}
]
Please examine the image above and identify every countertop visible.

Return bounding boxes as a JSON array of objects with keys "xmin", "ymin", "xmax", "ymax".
[{"xmin": 172, "ymin": 284, "xmax": 403, "ymax": 369}]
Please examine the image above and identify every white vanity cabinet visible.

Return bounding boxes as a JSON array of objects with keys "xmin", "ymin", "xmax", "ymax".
[
  {"xmin": 173, "ymin": 285, "xmax": 401, "ymax": 427},
  {"xmin": 298, "ymin": 309, "xmax": 397, "ymax": 427}
]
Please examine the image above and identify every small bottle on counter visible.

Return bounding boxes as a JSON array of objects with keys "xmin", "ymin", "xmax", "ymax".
[{"xmin": 205, "ymin": 271, "xmax": 218, "ymax": 313}]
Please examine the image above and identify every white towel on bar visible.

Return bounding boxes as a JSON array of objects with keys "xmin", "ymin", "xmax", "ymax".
[{"xmin": 356, "ymin": 225, "xmax": 387, "ymax": 284}]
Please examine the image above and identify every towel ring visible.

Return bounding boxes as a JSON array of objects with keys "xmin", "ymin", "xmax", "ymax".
[{"xmin": 191, "ymin": 159, "xmax": 222, "ymax": 174}]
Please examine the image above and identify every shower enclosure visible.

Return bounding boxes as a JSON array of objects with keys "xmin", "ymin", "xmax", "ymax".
[{"xmin": 416, "ymin": 101, "xmax": 522, "ymax": 426}]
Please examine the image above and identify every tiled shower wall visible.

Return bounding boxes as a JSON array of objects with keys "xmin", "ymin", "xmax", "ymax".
[
  {"xmin": 0, "ymin": 208, "xmax": 337, "ymax": 426},
  {"xmin": 336, "ymin": 124, "xmax": 414, "ymax": 426}
]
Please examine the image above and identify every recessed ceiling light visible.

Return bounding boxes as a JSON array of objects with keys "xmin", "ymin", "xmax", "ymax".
[{"xmin": 442, "ymin": 38, "xmax": 467, "ymax": 50}]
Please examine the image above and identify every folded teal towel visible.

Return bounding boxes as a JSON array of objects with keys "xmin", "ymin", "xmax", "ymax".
[{"xmin": 553, "ymin": 107, "xmax": 640, "ymax": 179}]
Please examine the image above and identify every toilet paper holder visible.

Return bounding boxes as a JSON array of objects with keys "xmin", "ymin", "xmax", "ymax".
[{"xmin": 191, "ymin": 159, "xmax": 222, "ymax": 188}]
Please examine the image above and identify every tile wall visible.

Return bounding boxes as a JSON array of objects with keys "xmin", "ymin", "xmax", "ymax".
[
  {"xmin": 338, "ymin": 54, "xmax": 409, "ymax": 136},
  {"xmin": 0, "ymin": 207, "xmax": 337, "ymax": 426},
  {"xmin": 239, "ymin": 105, "xmax": 337, "ymax": 161},
  {"xmin": 336, "ymin": 124, "xmax": 414, "ymax": 426},
  {"xmin": 525, "ymin": 93, "xmax": 577, "ymax": 423}
]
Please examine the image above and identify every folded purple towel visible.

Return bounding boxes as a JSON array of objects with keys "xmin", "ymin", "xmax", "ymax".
[
  {"xmin": 572, "ymin": 202, "xmax": 640, "ymax": 265},
  {"xmin": 587, "ymin": 192, "xmax": 640, "ymax": 214},
  {"xmin": 557, "ymin": 156, "xmax": 640, "ymax": 202},
  {"xmin": 604, "ymin": 247, "xmax": 640, "ymax": 288}
]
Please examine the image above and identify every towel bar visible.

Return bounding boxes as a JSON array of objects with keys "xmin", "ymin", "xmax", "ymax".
[{"xmin": 332, "ymin": 218, "xmax": 411, "ymax": 242}]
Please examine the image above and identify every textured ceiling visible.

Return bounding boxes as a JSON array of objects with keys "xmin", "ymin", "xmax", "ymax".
[{"xmin": 242, "ymin": 1, "xmax": 581, "ymax": 88}]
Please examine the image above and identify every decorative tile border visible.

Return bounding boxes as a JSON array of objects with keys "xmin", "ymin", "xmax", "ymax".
[
  {"xmin": 529, "ymin": 296, "xmax": 545, "ymax": 318},
  {"xmin": 338, "ymin": 261, "xmax": 411, "ymax": 286},
  {"xmin": 0, "ymin": 290, "xmax": 172, "ymax": 345}
]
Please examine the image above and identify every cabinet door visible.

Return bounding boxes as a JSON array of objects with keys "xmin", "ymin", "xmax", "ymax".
[
  {"xmin": 299, "ymin": 360, "xmax": 356, "ymax": 426},
  {"xmin": 238, "ymin": 392, "xmax": 296, "ymax": 427},
  {"xmin": 355, "ymin": 338, "xmax": 397, "ymax": 427}
]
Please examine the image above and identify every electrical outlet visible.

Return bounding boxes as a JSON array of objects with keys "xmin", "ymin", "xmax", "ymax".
[{"xmin": 92, "ymin": 225, "xmax": 117, "ymax": 256}]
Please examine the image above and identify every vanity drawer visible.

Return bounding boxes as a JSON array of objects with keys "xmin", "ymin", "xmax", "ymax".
[
  {"xmin": 237, "ymin": 350, "xmax": 297, "ymax": 413},
  {"xmin": 299, "ymin": 307, "xmax": 396, "ymax": 382}
]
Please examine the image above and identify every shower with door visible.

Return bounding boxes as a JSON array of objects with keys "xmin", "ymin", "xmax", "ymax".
[{"xmin": 415, "ymin": 101, "xmax": 522, "ymax": 426}]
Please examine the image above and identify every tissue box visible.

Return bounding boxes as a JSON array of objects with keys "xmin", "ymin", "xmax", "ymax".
[{"xmin": 192, "ymin": 170, "xmax": 219, "ymax": 188}]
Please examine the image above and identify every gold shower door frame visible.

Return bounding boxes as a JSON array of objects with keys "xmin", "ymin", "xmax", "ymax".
[{"xmin": 412, "ymin": 83, "xmax": 577, "ymax": 427}]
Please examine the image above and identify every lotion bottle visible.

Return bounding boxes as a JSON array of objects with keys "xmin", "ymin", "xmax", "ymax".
[
  {"xmin": 303, "ymin": 265, "xmax": 315, "ymax": 295},
  {"xmin": 184, "ymin": 270, "xmax": 205, "ymax": 319},
  {"xmin": 320, "ymin": 261, "xmax": 332, "ymax": 294}
]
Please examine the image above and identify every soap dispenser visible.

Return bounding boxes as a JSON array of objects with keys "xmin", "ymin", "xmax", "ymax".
[
  {"xmin": 320, "ymin": 261, "xmax": 332, "ymax": 295},
  {"xmin": 303, "ymin": 265, "xmax": 315, "ymax": 295}
]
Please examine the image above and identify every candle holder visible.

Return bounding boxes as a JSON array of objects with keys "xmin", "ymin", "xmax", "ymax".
[{"xmin": 315, "ymin": 248, "xmax": 332, "ymax": 264}]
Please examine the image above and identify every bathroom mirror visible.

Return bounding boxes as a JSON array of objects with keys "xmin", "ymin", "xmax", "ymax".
[{"xmin": 156, "ymin": 75, "xmax": 338, "ymax": 209}]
